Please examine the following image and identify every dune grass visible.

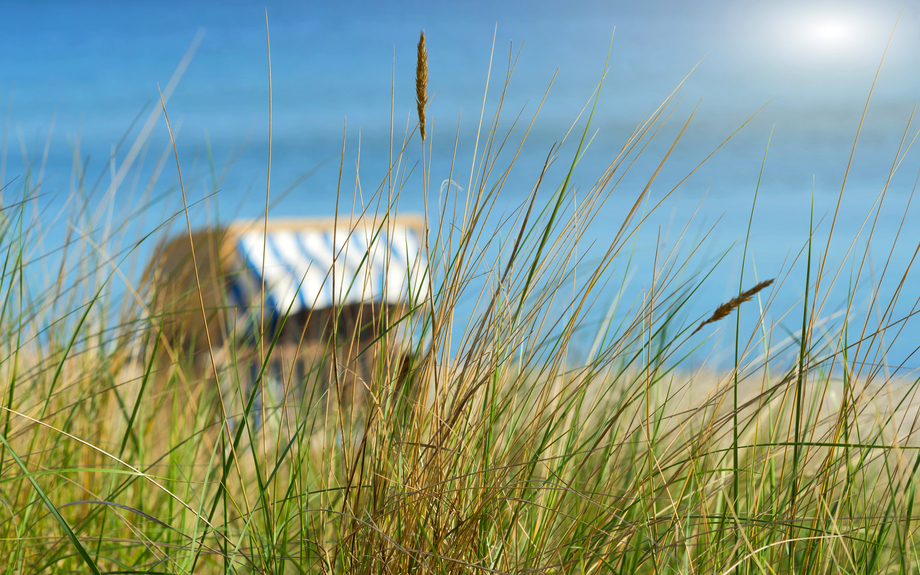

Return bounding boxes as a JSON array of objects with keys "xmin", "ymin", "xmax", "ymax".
[{"xmin": 1, "ymin": 29, "xmax": 920, "ymax": 574}]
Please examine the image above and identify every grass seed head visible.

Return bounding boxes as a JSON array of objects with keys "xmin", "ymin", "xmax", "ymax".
[
  {"xmin": 692, "ymin": 278, "xmax": 774, "ymax": 336},
  {"xmin": 416, "ymin": 29, "xmax": 428, "ymax": 141}
]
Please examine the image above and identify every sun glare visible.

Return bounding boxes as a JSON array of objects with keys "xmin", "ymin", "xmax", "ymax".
[
  {"xmin": 795, "ymin": 15, "xmax": 862, "ymax": 52},
  {"xmin": 779, "ymin": 9, "xmax": 877, "ymax": 60},
  {"xmin": 810, "ymin": 20, "xmax": 852, "ymax": 45},
  {"xmin": 743, "ymin": 3, "xmax": 886, "ymax": 65}
]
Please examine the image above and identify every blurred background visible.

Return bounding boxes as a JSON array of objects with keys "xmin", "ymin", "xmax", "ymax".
[{"xmin": 2, "ymin": 0, "xmax": 919, "ymax": 370}]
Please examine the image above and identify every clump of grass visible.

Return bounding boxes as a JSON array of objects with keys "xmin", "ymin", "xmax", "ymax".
[{"xmin": 1, "ymin": 28, "xmax": 919, "ymax": 575}]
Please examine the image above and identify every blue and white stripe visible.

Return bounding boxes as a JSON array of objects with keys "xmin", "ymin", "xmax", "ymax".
[{"xmin": 231, "ymin": 224, "xmax": 429, "ymax": 314}]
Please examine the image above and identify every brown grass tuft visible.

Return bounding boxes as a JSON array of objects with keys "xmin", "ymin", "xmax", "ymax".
[
  {"xmin": 416, "ymin": 29, "xmax": 428, "ymax": 141},
  {"xmin": 691, "ymin": 278, "xmax": 774, "ymax": 336}
]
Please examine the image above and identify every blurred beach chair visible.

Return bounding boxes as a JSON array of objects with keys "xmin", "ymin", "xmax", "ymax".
[{"xmin": 141, "ymin": 215, "xmax": 430, "ymax": 428}]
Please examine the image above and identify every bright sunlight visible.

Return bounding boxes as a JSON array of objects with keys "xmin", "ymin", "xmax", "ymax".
[
  {"xmin": 809, "ymin": 19, "xmax": 853, "ymax": 45},
  {"xmin": 787, "ymin": 10, "xmax": 873, "ymax": 57}
]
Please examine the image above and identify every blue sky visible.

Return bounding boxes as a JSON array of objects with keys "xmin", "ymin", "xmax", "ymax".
[
  {"xmin": 5, "ymin": 0, "xmax": 917, "ymax": 148},
  {"xmin": 2, "ymin": 0, "xmax": 917, "ymax": 216},
  {"xmin": 3, "ymin": 0, "xmax": 920, "ymax": 366}
]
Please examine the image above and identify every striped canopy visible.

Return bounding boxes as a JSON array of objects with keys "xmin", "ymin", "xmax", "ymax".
[{"xmin": 228, "ymin": 222, "xmax": 429, "ymax": 314}]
